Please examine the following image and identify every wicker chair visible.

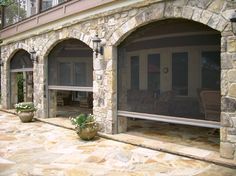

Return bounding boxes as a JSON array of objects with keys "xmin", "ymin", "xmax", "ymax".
[
  {"xmin": 57, "ymin": 93, "xmax": 64, "ymax": 106},
  {"xmin": 154, "ymin": 91, "xmax": 176, "ymax": 115},
  {"xmin": 200, "ymin": 90, "xmax": 220, "ymax": 121}
]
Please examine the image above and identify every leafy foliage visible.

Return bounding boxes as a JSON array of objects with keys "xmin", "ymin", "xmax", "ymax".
[
  {"xmin": 16, "ymin": 73, "xmax": 24, "ymax": 103},
  {"xmin": 0, "ymin": 0, "xmax": 13, "ymax": 6},
  {"xmin": 4, "ymin": 2, "xmax": 26, "ymax": 26},
  {"xmin": 70, "ymin": 114, "xmax": 97, "ymax": 129},
  {"xmin": 15, "ymin": 102, "xmax": 36, "ymax": 113}
]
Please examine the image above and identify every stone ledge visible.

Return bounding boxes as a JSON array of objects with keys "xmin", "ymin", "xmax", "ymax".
[{"xmin": 99, "ymin": 133, "xmax": 236, "ymax": 169}]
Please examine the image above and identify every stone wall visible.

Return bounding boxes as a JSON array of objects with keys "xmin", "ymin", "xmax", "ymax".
[{"xmin": 1, "ymin": 0, "xmax": 236, "ymax": 159}]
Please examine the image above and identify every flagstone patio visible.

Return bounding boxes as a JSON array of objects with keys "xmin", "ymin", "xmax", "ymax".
[{"xmin": 0, "ymin": 111, "xmax": 236, "ymax": 176}]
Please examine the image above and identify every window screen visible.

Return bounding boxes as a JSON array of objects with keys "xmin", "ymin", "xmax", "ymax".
[
  {"xmin": 172, "ymin": 52, "xmax": 188, "ymax": 96},
  {"xmin": 148, "ymin": 54, "xmax": 160, "ymax": 91},
  {"xmin": 202, "ymin": 51, "xmax": 220, "ymax": 90},
  {"xmin": 75, "ymin": 63, "xmax": 86, "ymax": 86},
  {"xmin": 10, "ymin": 50, "xmax": 33, "ymax": 70},
  {"xmin": 117, "ymin": 19, "xmax": 220, "ymax": 122},
  {"xmin": 59, "ymin": 63, "xmax": 71, "ymax": 85},
  {"xmin": 131, "ymin": 56, "xmax": 139, "ymax": 89},
  {"xmin": 49, "ymin": 59, "xmax": 92, "ymax": 87},
  {"xmin": 48, "ymin": 39, "xmax": 93, "ymax": 87}
]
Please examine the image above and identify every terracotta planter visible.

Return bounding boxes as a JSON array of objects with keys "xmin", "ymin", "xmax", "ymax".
[
  {"xmin": 76, "ymin": 123, "xmax": 99, "ymax": 140},
  {"xmin": 18, "ymin": 111, "xmax": 34, "ymax": 123}
]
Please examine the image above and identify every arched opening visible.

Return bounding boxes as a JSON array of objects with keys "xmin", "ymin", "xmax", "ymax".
[
  {"xmin": 47, "ymin": 39, "xmax": 93, "ymax": 117},
  {"xmin": 117, "ymin": 19, "xmax": 221, "ymax": 150},
  {"xmin": 10, "ymin": 49, "xmax": 33, "ymax": 107}
]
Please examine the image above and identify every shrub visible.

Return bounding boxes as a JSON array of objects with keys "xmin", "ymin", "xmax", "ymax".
[
  {"xmin": 15, "ymin": 102, "xmax": 36, "ymax": 113},
  {"xmin": 70, "ymin": 114, "xmax": 97, "ymax": 129}
]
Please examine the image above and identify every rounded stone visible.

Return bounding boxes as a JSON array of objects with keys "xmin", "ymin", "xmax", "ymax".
[
  {"xmin": 221, "ymin": 113, "xmax": 233, "ymax": 127},
  {"xmin": 228, "ymin": 70, "xmax": 236, "ymax": 83},
  {"xmin": 228, "ymin": 84, "xmax": 236, "ymax": 98},
  {"xmin": 221, "ymin": 97, "xmax": 236, "ymax": 112},
  {"xmin": 227, "ymin": 37, "xmax": 236, "ymax": 53}
]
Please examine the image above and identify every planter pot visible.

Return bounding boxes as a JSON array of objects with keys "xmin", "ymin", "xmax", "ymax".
[
  {"xmin": 76, "ymin": 124, "xmax": 99, "ymax": 140},
  {"xmin": 18, "ymin": 111, "xmax": 34, "ymax": 123}
]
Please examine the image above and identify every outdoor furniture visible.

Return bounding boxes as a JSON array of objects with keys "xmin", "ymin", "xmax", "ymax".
[
  {"xmin": 171, "ymin": 97, "xmax": 199, "ymax": 117},
  {"xmin": 79, "ymin": 92, "xmax": 93, "ymax": 108},
  {"xmin": 127, "ymin": 89, "xmax": 141, "ymax": 111},
  {"xmin": 200, "ymin": 90, "xmax": 220, "ymax": 121},
  {"xmin": 57, "ymin": 92, "xmax": 72, "ymax": 106},
  {"xmin": 126, "ymin": 90, "xmax": 176, "ymax": 115},
  {"xmin": 57, "ymin": 93, "xmax": 64, "ymax": 106},
  {"xmin": 154, "ymin": 91, "xmax": 176, "ymax": 115},
  {"xmin": 127, "ymin": 89, "xmax": 156, "ymax": 113}
]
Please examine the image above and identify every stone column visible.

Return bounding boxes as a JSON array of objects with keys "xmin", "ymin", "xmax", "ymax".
[
  {"xmin": 93, "ymin": 45, "xmax": 117, "ymax": 134},
  {"xmin": 105, "ymin": 45, "xmax": 118, "ymax": 134},
  {"xmin": 118, "ymin": 116, "xmax": 128, "ymax": 133},
  {"xmin": 93, "ymin": 52, "xmax": 106, "ymax": 131},
  {"xmin": 220, "ymin": 34, "xmax": 236, "ymax": 160},
  {"xmin": 1, "ymin": 51, "xmax": 10, "ymax": 109},
  {"xmin": 33, "ymin": 54, "xmax": 47, "ymax": 118},
  {"xmin": 48, "ymin": 90, "xmax": 57, "ymax": 118}
]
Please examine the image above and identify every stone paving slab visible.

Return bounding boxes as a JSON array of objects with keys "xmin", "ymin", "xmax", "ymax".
[
  {"xmin": 33, "ymin": 115, "xmax": 236, "ymax": 168},
  {"xmin": 0, "ymin": 111, "xmax": 236, "ymax": 175}
]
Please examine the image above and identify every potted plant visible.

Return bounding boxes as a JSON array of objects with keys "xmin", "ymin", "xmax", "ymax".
[
  {"xmin": 70, "ymin": 114, "xmax": 99, "ymax": 140},
  {"xmin": 15, "ymin": 102, "xmax": 36, "ymax": 122}
]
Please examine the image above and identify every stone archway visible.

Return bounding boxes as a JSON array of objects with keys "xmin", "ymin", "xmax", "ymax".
[
  {"xmin": 41, "ymin": 32, "xmax": 93, "ymax": 59},
  {"xmin": 9, "ymin": 49, "xmax": 33, "ymax": 108},
  {"xmin": 1, "ymin": 44, "xmax": 32, "ymax": 109},
  {"xmin": 44, "ymin": 38, "xmax": 94, "ymax": 118},
  {"xmin": 109, "ymin": 3, "xmax": 229, "ymax": 47},
  {"xmin": 33, "ymin": 30, "xmax": 94, "ymax": 118},
  {"xmin": 107, "ymin": 2, "xmax": 235, "ymax": 159}
]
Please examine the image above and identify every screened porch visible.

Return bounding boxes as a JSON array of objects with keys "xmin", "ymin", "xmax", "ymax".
[
  {"xmin": 47, "ymin": 39, "xmax": 93, "ymax": 118},
  {"xmin": 10, "ymin": 49, "xmax": 33, "ymax": 108},
  {"xmin": 117, "ymin": 19, "xmax": 221, "ymax": 128}
]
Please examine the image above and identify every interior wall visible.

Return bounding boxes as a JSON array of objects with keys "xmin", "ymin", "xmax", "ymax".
[{"xmin": 125, "ymin": 45, "xmax": 219, "ymax": 98}]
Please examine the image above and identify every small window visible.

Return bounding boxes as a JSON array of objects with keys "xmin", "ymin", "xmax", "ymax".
[
  {"xmin": 148, "ymin": 54, "xmax": 160, "ymax": 91},
  {"xmin": 201, "ymin": 51, "xmax": 220, "ymax": 90},
  {"xmin": 172, "ymin": 52, "xmax": 188, "ymax": 95},
  {"xmin": 41, "ymin": 0, "xmax": 65, "ymax": 11},
  {"xmin": 130, "ymin": 56, "xmax": 139, "ymax": 89},
  {"xmin": 41, "ymin": 0, "xmax": 53, "ymax": 11}
]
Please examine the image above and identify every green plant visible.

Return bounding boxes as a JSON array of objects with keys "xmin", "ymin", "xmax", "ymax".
[
  {"xmin": 1, "ymin": 0, "xmax": 27, "ymax": 27},
  {"xmin": 16, "ymin": 73, "xmax": 24, "ymax": 103},
  {"xmin": 0, "ymin": 0, "xmax": 13, "ymax": 6},
  {"xmin": 70, "ymin": 113, "xmax": 99, "ymax": 140},
  {"xmin": 70, "ymin": 114, "xmax": 98, "ymax": 130},
  {"xmin": 15, "ymin": 102, "xmax": 36, "ymax": 113}
]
